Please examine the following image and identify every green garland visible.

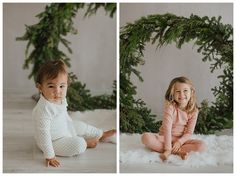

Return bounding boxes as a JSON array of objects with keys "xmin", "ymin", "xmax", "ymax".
[
  {"xmin": 16, "ymin": 3, "xmax": 116, "ymax": 111},
  {"xmin": 120, "ymin": 13, "xmax": 233, "ymax": 134}
]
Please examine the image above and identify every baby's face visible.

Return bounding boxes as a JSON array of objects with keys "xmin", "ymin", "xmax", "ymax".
[{"xmin": 38, "ymin": 73, "xmax": 68, "ymax": 104}]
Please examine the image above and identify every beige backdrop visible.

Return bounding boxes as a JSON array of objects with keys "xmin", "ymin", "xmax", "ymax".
[
  {"xmin": 3, "ymin": 3, "xmax": 116, "ymax": 95},
  {"xmin": 120, "ymin": 3, "xmax": 233, "ymax": 118}
]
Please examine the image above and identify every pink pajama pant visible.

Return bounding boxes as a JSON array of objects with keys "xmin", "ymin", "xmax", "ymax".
[{"xmin": 141, "ymin": 132, "xmax": 206, "ymax": 153}]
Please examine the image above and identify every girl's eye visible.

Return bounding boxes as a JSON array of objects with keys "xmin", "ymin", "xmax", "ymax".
[
  {"xmin": 48, "ymin": 86, "xmax": 54, "ymax": 88},
  {"xmin": 60, "ymin": 85, "xmax": 65, "ymax": 88},
  {"xmin": 184, "ymin": 90, "xmax": 188, "ymax": 92}
]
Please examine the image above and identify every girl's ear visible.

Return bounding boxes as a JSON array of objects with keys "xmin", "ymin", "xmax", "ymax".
[{"xmin": 191, "ymin": 88, "xmax": 195, "ymax": 94}]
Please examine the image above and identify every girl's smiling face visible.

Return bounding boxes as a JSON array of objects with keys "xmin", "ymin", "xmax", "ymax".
[
  {"xmin": 173, "ymin": 82, "xmax": 192, "ymax": 109},
  {"xmin": 37, "ymin": 73, "xmax": 68, "ymax": 104}
]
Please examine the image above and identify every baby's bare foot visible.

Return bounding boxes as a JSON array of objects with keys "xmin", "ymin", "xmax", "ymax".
[
  {"xmin": 86, "ymin": 138, "xmax": 99, "ymax": 148},
  {"xmin": 100, "ymin": 129, "xmax": 116, "ymax": 142}
]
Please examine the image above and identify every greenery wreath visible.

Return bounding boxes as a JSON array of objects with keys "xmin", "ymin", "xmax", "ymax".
[
  {"xmin": 120, "ymin": 13, "xmax": 233, "ymax": 134},
  {"xmin": 16, "ymin": 3, "xmax": 116, "ymax": 111}
]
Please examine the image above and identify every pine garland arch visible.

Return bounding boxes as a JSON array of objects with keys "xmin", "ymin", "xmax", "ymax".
[
  {"xmin": 120, "ymin": 13, "xmax": 233, "ymax": 134},
  {"xmin": 17, "ymin": 3, "xmax": 116, "ymax": 111}
]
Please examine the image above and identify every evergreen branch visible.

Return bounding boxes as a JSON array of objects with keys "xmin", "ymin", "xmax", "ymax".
[
  {"xmin": 17, "ymin": 3, "xmax": 117, "ymax": 111},
  {"xmin": 120, "ymin": 13, "xmax": 233, "ymax": 134},
  {"xmin": 16, "ymin": 3, "xmax": 116, "ymax": 81}
]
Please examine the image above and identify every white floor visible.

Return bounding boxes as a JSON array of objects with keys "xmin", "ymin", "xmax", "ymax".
[{"xmin": 3, "ymin": 93, "xmax": 116, "ymax": 173}]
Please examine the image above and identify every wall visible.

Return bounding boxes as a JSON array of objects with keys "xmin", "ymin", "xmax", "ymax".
[
  {"xmin": 3, "ymin": 3, "xmax": 116, "ymax": 95},
  {"xmin": 120, "ymin": 3, "xmax": 233, "ymax": 118},
  {"xmin": 3, "ymin": 3, "xmax": 233, "ymax": 118}
]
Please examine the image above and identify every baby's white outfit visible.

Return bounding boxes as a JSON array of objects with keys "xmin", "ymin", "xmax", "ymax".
[{"xmin": 32, "ymin": 95, "xmax": 103, "ymax": 159}]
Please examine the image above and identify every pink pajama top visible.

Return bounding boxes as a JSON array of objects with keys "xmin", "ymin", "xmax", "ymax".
[{"xmin": 159, "ymin": 104, "xmax": 199, "ymax": 151}]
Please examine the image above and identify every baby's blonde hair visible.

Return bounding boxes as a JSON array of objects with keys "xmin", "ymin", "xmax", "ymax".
[{"xmin": 165, "ymin": 76, "xmax": 198, "ymax": 114}]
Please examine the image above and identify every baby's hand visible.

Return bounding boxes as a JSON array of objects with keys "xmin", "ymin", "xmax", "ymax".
[
  {"xmin": 46, "ymin": 157, "xmax": 60, "ymax": 167},
  {"xmin": 160, "ymin": 150, "xmax": 171, "ymax": 161}
]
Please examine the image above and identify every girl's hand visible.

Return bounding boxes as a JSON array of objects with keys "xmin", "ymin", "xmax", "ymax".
[
  {"xmin": 160, "ymin": 150, "xmax": 171, "ymax": 161},
  {"xmin": 45, "ymin": 157, "xmax": 60, "ymax": 167},
  {"xmin": 172, "ymin": 141, "xmax": 181, "ymax": 154}
]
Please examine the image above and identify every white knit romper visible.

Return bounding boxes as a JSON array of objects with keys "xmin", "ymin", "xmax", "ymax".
[{"xmin": 32, "ymin": 95, "xmax": 103, "ymax": 158}]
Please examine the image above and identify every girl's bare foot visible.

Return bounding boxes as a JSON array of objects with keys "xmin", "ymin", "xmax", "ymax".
[
  {"xmin": 100, "ymin": 129, "xmax": 116, "ymax": 142},
  {"xmin": 86, "ymin": 138, "xmax": 99, "ymax": 148},
  {"xmin": 175, "ymin": 150, "xmax": 188, "ymax": 160},
  {"xmin": 179, "ymin": 151, "xmax": 188, "ymax": 160},
  {"xmin": 160, "ymin": 150, "xmax": 171, "ymax": 161},
  {"xmin": 160, "ymin": 153, "xmax": 168, "ymax": 161}
]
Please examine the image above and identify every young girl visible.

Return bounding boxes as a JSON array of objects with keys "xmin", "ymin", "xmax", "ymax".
[
  {"xmin": 32, "ymin": 60, "xmax": 116, "ymax": 167},
  {"xmin": 141, "ymin": 76, "xmax": 206, "ymax": 161}
]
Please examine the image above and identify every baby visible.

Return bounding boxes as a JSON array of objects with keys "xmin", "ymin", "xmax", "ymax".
[{"xmin": 32, "ymin": 59, "xmax": 116, "ymax": 167}]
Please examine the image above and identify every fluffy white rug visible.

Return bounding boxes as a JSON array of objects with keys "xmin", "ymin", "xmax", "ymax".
[
  {"xmin": 70, "ymin": 109, "xmax": 116, "ymax": 130},
  {"xmin": 70, "ymin": 109, "xmax": 117, "ymax": 143},
  {"xmin": 120, "ymin": 133, "xmax": 233, "ymax": 167}
]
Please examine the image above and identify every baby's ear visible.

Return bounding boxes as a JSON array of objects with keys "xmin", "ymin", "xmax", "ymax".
[{"xmin": 36, "ymin": 83, "xmax": 42, "ymax": 92}]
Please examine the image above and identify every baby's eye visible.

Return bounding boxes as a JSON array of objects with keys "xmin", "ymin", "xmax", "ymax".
[
  {"xmin": 60, "ymin": 85, "xmax": 66, "ymax": 88},
  {"xmin": 184, "ymin": 90, "xmax": 188, "ymax": 92},
  {"xmin": 48, "ymin": 85, "xmax": 54, "ymax": 88}
]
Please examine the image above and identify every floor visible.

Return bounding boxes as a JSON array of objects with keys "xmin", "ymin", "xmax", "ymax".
[
  {"xmin": 3, "ymin": 93, "xmax": 116, "ymax": 173},
  {"xmin": 2, "ymin": 92, "xmax": 234, "ymax": 173}
]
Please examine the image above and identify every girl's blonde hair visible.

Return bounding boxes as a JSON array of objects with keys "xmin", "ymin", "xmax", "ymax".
[
  {"xmin": 165, "ymin": 76, "xmax": 198, "ymax": 114},
  {"xmin": 36, "ymin": 59, "xmax": 68, "ymax": 85}
]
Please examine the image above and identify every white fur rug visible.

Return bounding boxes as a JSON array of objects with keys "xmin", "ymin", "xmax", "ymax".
[
  {"xmin": 70, "ymin": 109, "xmax": 117, "ymax": 144},
  {"xmin": 70, "ymin": 109, "xmax": 116, "ymax": 131},
  {"xmin": 120, "ymin": 133, "xmax": 233, "ymax": 167}
]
